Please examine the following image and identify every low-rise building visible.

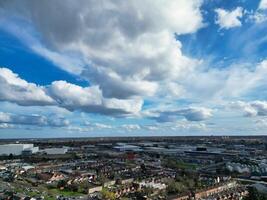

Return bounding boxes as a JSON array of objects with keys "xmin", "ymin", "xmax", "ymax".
[
  {"xmin": 0, "ymin": 144, "xmax": 38, "ymax": 156},
  {"xmin": 41, "ymin": 147, "xmax": 68, "ymax": 155}
]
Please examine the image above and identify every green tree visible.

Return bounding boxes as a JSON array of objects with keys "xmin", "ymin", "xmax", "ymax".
[
  {"xmin": 184, "ymin": 179, "xmax": 195, "ymax": 189},
  {"xmin": 98, "ymin": 174, "xmax": 109, "ymax": 185},
  {"xmin": 78, "ymin": 181, "xmax": 91, "ymax": 194},
  {"xmin": 101, "ymin": 188, "xmax": 116, "ymax": 200},
  {"xmin": 244, "ymin": 187, "xmax": 267, "ymax": 200},
  {"xmin": 67, "ymin": 183, "xmax": 78, "ymax": 192},
  {"xmin": 167, "ymin": 180, "xmax": 187, "ymax": 194},
  {"xmin": 57, "ymin": 180, "xmax": 67, "ymax": 188}
]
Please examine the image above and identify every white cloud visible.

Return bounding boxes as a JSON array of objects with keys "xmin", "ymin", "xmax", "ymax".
[
  {"xmin": 0, "ymin": 123, "xmax": 14, "ymax": 129},
  {"xmin": 121, "ymin": 124, "xmax": 141, "ymax": 131},
  {"xmin": 0, "ymin": 112, "xmax": 69, "ymax": 127},
  {"xmin": 48, "ymin": 81, "xmax": 102, "ymax": 109},
  {"xmin": 162, "ymin": 82, "xmax": 186, "ymax": 98},
  {"xmin": 259, "ymin": 0, "xmax": 267, "ymax": 10},
  {"xmin": 0, "ymin": 68, "xmax": 55, "ymax": 106},
  {"xmin": 0, "ymin": 112, "xmax": 11, "ymax": 122},
  {"xmin": 230, "ymin": 100, "xmax": 267, "ymax": 117},
  {"xmin": 68, "ymin": 123, "xmax": 142, "ymax": 132},
  {"xmin": 4, "ymin": 1, "xmax": 262, "ymax": 107},
  {"xmin": 171, "ymin": 120, "xmax": 207, "ymax": 131},
  {"xmin": 1, "ymin": 55, "xmax": 267, "ymax": 126},
  {"xmin": 83, "ymin": 66, "xmax": 158, "ymax": 99},
  {"xmin": 215, "ymin": 7, "xmax": 243, "ymax": 29},
  {"xmin": 48, "ymin": 118, "xmax": 70, "ymax": 127},
  {"xmin": 148, "ymin": 107, "xmax": 213, "ymax": 122},
  {"xmin": 92, "ymin": 123, "xmax": 113, "ymax": 129},
  {"xmin": 250, "ymin": 101, "xmax": 267, "ymax": 116},
  {"xmin": 144, "ymin": 125, "xmax": 159, "ymax": 131},
  {"xmin": 179, "ymin": 107, "xmax": 213, "ymax": 121},
  {"xmin": 180, "ymin": 60, "xmax": 267, "ymax": 101},
  {"xmin": 65, "ymin": 125, "xmax": 93, "ymax": 132},
  {"xmin": 1, "ymin": 0, "xmax": 204, "ymax": 100},
  {"xmin": 249, "ymin": 12, "xmax": 267, "ymax": 24},
  {"xmin": 32, "ymin": 45, "xmax": 85, "ymax": 75},
  {"xmin": 3, "ymin": 1, "xmax": 267, "ymax": 136},
  {"xmin": 0, "ymin": 68, "xmax": 143, "ymax": 117},
  {"xmin": 248, "ymin": 0, "xmax": 267, "ymax": 24},
  {"xmin": 48, "ymin": 80, "xmax": 143, "ymax": 116},
  {"xmin": 255, "ymin": 118, "xmax": 267, "ymax": 128}
]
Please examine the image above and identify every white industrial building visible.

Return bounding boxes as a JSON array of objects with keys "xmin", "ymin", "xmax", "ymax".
[
  {"xmin": 0, "ymin": 144, "xmax": 39, "ymax": 156},
  {"xmin": 113, "ymin": 144, "xmax": 141, "ymax": 152},
  {"xmin": 41, "ymin": 147, "xmax": 68, "ymax": 155}
]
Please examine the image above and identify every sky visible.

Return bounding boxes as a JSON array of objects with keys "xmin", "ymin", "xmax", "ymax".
[{"xmin": 1, "ymin": 0, "xmax": 267, "ymax": 138}]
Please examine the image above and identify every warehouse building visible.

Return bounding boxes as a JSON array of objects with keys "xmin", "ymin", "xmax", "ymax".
[
  {"xmin": 41, "ymin": 147, "xmax": 68, "ymax": 155},
  {"xmin": 0, "ymin": 144, "xmax": 39, "ymax": 156}
]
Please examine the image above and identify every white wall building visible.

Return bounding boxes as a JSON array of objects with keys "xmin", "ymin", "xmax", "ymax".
[
  {"xmin": 113, "ymin": 144, "xmax": 141, "ymax": 152},
  {"xmin": 0, "ymin": 144, "xmax": 38, "ymax": 156},
  {"xmin": 41, "ymin": 147, "xmax": 68, "ymax": 155}
]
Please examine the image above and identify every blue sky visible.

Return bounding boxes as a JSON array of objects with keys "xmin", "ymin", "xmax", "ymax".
[{"xmin": 1, "ymin": 0, "xmax": 267, "ymax": 138}]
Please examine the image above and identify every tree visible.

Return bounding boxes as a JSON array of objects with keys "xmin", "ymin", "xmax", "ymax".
[
  {"xmin": 134, "ymin": 187, "xmax": 154, "ymax": 200},
  {"xmin": 8, "ymin": 153, "xmax": 14, "ymax": 159},
  {"xmin": 98, "ymin": 173, "xmax": 109, "ymax": 185},
  {"xmin": 184, "ymin": 179, "xmax": 195, "ymax": 189},
  {"xmin": 244, "ymin": 187, "xmax": 267, "ymax": 200},
  {"xmin": 101, "ymin": 188, "xmax": 116, "ymax": 200},
  {"xmin": 67, "ymin": 183, "xmax": 78, "ymax": 192},
  {"xmin": 57, "ymin": 180, "xmax": 67, "ymax": 188},
  {"xmin": 78, "ymin": 181, "xmax": 91, "ymax": 194},
  {"xmin": 166, "ymin": 180, "xmax": 187, "ymax": 194},
  {"xmin": 142, "ymin": 187, "xmax": 154, "ymax": 196}
]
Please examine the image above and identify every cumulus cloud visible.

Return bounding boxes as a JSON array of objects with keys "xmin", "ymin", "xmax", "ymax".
[
  {"xmin": 171, "ymin": 120, "xmax": 207, "ymax": 131},
  {"xmin": 215, "ymin": 7, "xmax": 243, "ymax": 29},
  {"xmin": 0, "ymin": 112, "xmax": 69, "ymax": 127},
  {"xmin": 0, "ymin": 68, "xmax": 143, "ymax": 116},
  {"xmin": 0, "ymin": 0, "xmax": 204, "ymax": 99},
  {"xmin": 84, "ymin": 122, "xmax": 113, "ymax": 129},
  {"xmin": 121, "ymin": 124, "xmax": 141, "ymax": 131},
  {"xmin": 0, "ymin": 68, "xmax": 55, "ymax": 106},
  {"xmin": 69, "ymin": 123, "xmax": 142, "ymax": 132},
  {"xmin": 255, "ymin": 118, "xmax": 267, "ymax": 128},
  {"xmin": 248, "ymin": 0, "xmax": 267, "ymax": 24},
  {"xmin": 3, "ymin": 1, "xmax": 267, "ymax": 136},
  {"xmin": 3, "ymin": 1, "xmax": 262, "ymax": 105},
  {"xmin": 82, "ymin": 67, "xmax": 158, "ymax": 99},
  {"xmin": 148, "ymin": 107, "xmax": 213, "ymax": 122},
  {"xmin": 249, "ymin": 12, "xmax": 267, "ymax": 24},
  {"xmin": 178, "ymin": 108, "xmax": 213, "ymax": 121},
  {"xmin": 230, "ymin": 101, "xmax": 267, "ymax": 117},
  {"xmin": 0, "ymin": 123, "xmax": 14, "ymax": 129},
  {"xmin": 144, "ymin": 125, "xmax": 159, "ymax": 131},
  {"xmin": 259, "ymin": 0, "xmax": 267, "ymax": 10},
  {"xmin": 47, "ymin": 80, "xmax": 143, "ymax": 116}
]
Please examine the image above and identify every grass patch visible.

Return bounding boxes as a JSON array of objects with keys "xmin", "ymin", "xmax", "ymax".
[
  {"xmin": 163, "ymin": 158, "xmax": 197, "ymax": 170},
  {"xmin": 48, "ymin": 188, "xmax": 84, "ymax": 197}
]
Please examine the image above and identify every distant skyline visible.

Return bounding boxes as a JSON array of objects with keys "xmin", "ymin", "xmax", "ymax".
[{"xmin": 1, "ymin": 0, "xmax": 267, "ymax": 138}]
